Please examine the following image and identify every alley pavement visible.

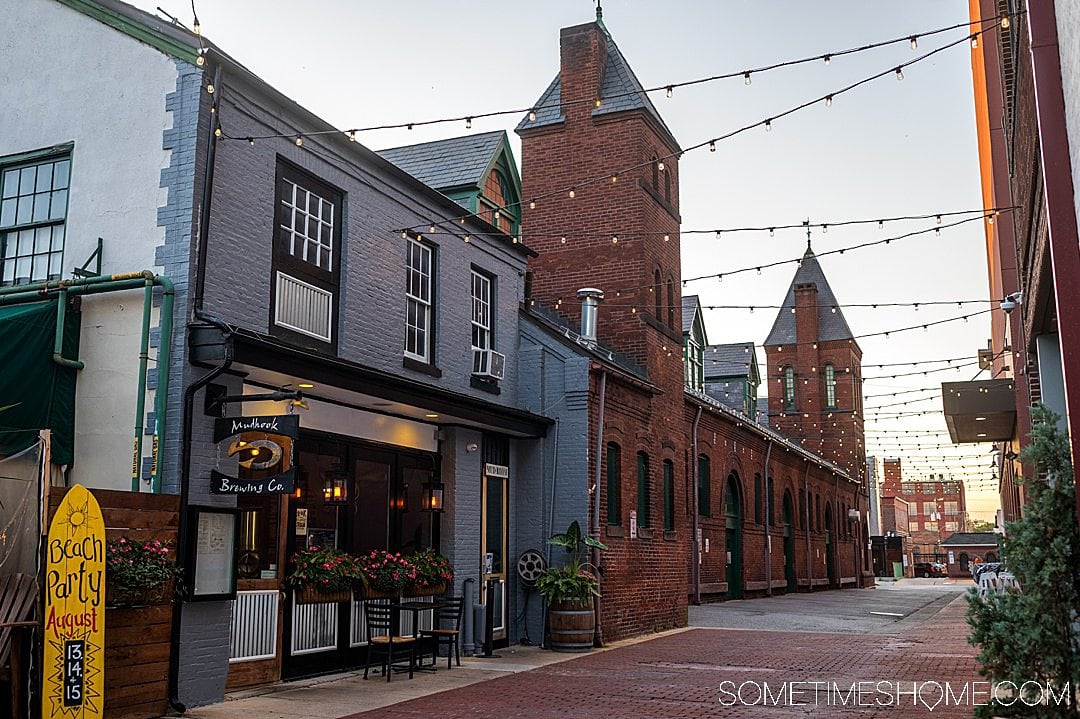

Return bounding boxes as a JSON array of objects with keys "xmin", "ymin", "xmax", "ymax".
[{"xmin": 181, "ymin": 583, "xmax": 984, "ymax": 719}]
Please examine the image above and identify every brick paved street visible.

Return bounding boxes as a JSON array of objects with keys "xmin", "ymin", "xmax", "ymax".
[{"xmin": 344, "ymin": 588, "xmax": 982, "ymax": 719}]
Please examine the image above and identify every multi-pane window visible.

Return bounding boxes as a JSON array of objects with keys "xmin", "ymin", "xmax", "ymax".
[
  {"xmin": 685, "ymin": 336, "xmax": 703, "ymax": 392},
  {"xmin": 280, "ymin": 178, "xmax": 334, "ymax": 271},
  {"xmin": 909, "ymin": 520, "xmax": 920, "ymax": 532},
  {"xmin": 606, "ymin": 443, "xmax": 621, "ymax": 526},
  {"xmin": 783, "ymin": 366, "xmax": 796, "ymax": 410},
  {"xmin": 943, "ymin": 501, "xmax": 959, "ymax": 516},
  {"xmin": 272, "ymin": 164, "xmax": 341, "ymax": 346},
  {"xmin": 662, "ymin": 460, "xmax": 675, "ymax": 531},
  {"xmin": 945, "ymin": 521, "xmax": 959, "ymax": 532},
  {"xmin": 824, "ymin": 364, "xmax": 836, "ymax": 408},
  {"xmin": 636, "ymin": 452, "xmax": 651, "ymax": 529},
  {"xmin": 923, "ymin": 502, "xmax": 934, "ymax": 516},
  {"xmin": 471, "ymin": 269, "xmax": 492, "ymax": 372},
  {"xmin": 1, "ymin": 152, "xmax": 71, "ymax": 286},
  {"xmin": 405, "ymin": 238, "xmax": 434, "ymax": 362},
  {"xmin": 697, "ymin": 454, "xmax": 710, "ymax": 517}
]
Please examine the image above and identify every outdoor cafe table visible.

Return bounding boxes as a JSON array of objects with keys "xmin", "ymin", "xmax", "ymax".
[{"xmin": 389, "ymin": 599, "xmax": 451, "ymax": 671}]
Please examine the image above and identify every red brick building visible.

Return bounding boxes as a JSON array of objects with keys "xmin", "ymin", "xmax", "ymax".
[
  {"xmin": 517, "ymin": 10, "xmax": 871, "ymax": 641},
  {"xmin": 880, "ymin": 458, "xmax": 967, "ymax": 556}
]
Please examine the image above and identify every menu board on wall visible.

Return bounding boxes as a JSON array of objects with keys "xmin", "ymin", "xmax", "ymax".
[{"xmin": 192, "ymin": 510, "xmax": 237, "ymax": 598}]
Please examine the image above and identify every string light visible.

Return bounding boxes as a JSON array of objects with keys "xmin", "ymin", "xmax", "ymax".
[
  {"xmin": 909, "ymin": 36, "xmax": 919, "ymax": 50},
  {"xmin": 349, "ymin": 130, "xmax": 357, "ymax": 142},
  {"xmin": 529, "ymin": 109, "xmax": 537, "ymax": 121},
  {"xmin": 1001, "ymin": 15, "xmax": 1010, "ymax": 28},
  {"xmin": 529, "ymin": 200, "xmax": 536, "ymax": 209},
  {"xmin": 709, "ymin": 140, "xmax": 716, "ymax": 152},
  {"xmin": 764, "ymin": 119, "xmax": 772, "ymax": 132},
  {"xmin": 825, "ymin": 95, "xmax": 833, "ymax": 107},
  {"xmin": 206, "ymin": 82, "xmax": 214, "ymax": 95},
  {"xmin": 295, "ymin": 135, "xmax": 303, "ymax": 147},
  {"xmin": 465, "ymin": 117, "xmax": 473, "ymax": 129},
  {"xmin": 666, "ymin": 86, "xmax": 673, "ymax": 98},
  {"xmin": 568, "ymin": 188, "xmax": 576, "ymax": 199},
  {"xmin": 658, "ymin": 160, "xmax": 665, "ymax": 171},
  {"xmin": 895, "ymin": 67, "xmax": 905, "ymax": 80},
  {"xmin": 970, "ymin": 34, "xmax": 979, "ymax": 48},
  {"xmin": 744, "ymin": 72, "xmax": 752, "ymax": 85},
  {"xmin": 823, "ymin": 54, "xmax": 831, "ymax": 65}
]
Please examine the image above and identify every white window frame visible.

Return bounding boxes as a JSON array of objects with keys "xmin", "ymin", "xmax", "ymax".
[
  {"xmin": 405, "ymin": 238, "xmax": 433, "ymax": 362},
  {"xmin": 783, "ymin": 366, "xmax": 796, "ymax": 410},
  {"xmin": 685, "ymin": 337, "xmax": 703, "ymax": 392},
  {"xmin": 824, "ymin": 364, "xmax": 836, "ymax": 408},
  {"xmin": 471, "ymin": 270, "xmax": 492, "ymax": 372},
  {"xmin": 280, "ymin": 178, "xmax": 334, "ymax": 272}
]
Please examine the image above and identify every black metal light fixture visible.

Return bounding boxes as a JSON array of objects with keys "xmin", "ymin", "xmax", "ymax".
[
  {"xmin": 421, "ymin": 479, "xmax": 445, "ymax": 513},
  {"xmin": 390, "ymin": 483, "xmax": 409, "ymax": 512},
  {"xmin": 322, "ymin": 463, "xmax": 349, "ymax": 505}
]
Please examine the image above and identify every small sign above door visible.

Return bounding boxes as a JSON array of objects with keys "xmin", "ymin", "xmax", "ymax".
[
  {"xmin": 484, "ymin": 463, "xmax": 508, "ymax": 478},
  {"xmin": 210, "ymin": 415, "xmax": 299, "ymax": 494}
]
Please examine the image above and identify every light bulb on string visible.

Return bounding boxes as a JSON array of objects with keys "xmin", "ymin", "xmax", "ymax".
[
  {"xmin": 206, "ymin": 82, "xmax": 215, "ymax": 94},
  {"xmin": 560, "ymin": 236, "xmax": 567, "ymax": 244},
  {"xmin": 825, "ymin": 95, "xmax": 833, "ymax": 107},
  {"xmin": 988, "ymin": 214, "xmax": 995, "ymax": 225},
  {"xmin": 744, "ymin": 72, "xmax": 752, "ymax": 85},
  {"xmin": 658, "ymin": 161, "xmax": 665, "ymax": 172},
  {"xmin": 247, "ymin": 137, "xmax": 255, "ymax": 146},
  {"xmin": 568, "ymin": 188, "xmax": 576, "ymax": 199},
  {"xmin": 529, "ymin": 109, "xmax": 537, "ymax": 122},
  {"xmin": 823, "ymin": 54, "xmax": 831, "ymax": 65},
  {"xmin": 765, "ymin": 119, "xmax": 772, "ymax": 132},
  {"xmin": 213, "ymin": 127, "xmax": 222, "ymax": 138},
  {"xmin": 769, "ymin": 228, "xmax": 775, "ymax": 237},
  {"xmin": 664, "ymin": 234, "xmax": 670, "ymax": 242},
  {"xmin": 465, "ymin": 117, "xmax": 473, "ymax": 129},
  {"xmin": 595, "ymin": 98, "xmax": 603, "ymax": 108},
  {"xmin": 295, "ymin": 135, "xmax": 303, "ymax": 147},
  {"xmin": 529, "ymin": 200, "xmax": 536, "ymax": 209},
  {"xmin": 611, "ymin": 174, "xmax": 618, "ymax": 184},
  {"xmin": 709, "ymin": 140, "xmax": 716, "ymax": 152},
  {"xmin": 612, "ymin": 236, "xmax": 618, "ymax": 244},
  {"xmin": 666, "ymin": 86, "xmax": 673, "ymax": 98},
  {"xmin": 464, "ymin": 234, "xmax": 470, "ymax": 243},
  {"xmin": 971, "ymin": 34, "xmax": 979, "ymax": 49},
  {"xmin": 910, "ymin": 36, "xmax": 919, "ymax": 50},
  {"xmin": 1001, "ymin": 15, "xmax": 1010, "ymax": 28},
  {"xmin": 896, "ymin": 67, "xmax": 904, "ymax": 81},
  {"xmin": 349, "ymin": 130, "xmax": 357, "ymax": 142},
  {"xmin": 822, "ymin": 224, "xmax": 828, "ymax": 234}
]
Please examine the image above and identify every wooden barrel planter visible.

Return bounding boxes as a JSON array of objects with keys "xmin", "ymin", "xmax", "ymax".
[{"xmin": 548, "ymin": 599, "xmax": 595, "ymax": 652}]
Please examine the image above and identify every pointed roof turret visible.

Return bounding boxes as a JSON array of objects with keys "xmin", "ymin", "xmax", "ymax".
[
  {"xmin": 515, "ymin": 19, "xmax": 680, "ymax": 154},
  {"xmin": 764, "ymin": 244, "xmax": 855, "ymax": 345}
]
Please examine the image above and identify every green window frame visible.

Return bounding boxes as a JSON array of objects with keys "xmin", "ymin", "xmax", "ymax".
[
  {"xmin": 783, "ymin": 366, "xmax": 796, "ymax": 411},
  {"xmin": 754, "ymin": 473, "xmax": 763, "ymax": 524},
  {"xmin": 825, "ymin": 364, "xmax": 837, "ymax": 408},
  {"xmin": 1, "ymin": 147, "xmax": 72, "ymax": 287},
  {"xmin": 636, "ymin": 451, "xmax": 651, "ymax": 529},
  {"xmin": 606, "ymin": 442, "xmax": 621, "ymax": 526},
  {"xmin": 663, "ymin": 459, "xmax": 675, "ymax": 531},
  {"xmin": 697, "ymin": 454, "xmax": 710, "ymax": 517}
]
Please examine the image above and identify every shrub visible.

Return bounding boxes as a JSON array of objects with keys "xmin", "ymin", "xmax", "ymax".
[
  {"xmin": 408, "ymin": 549, "xmax": 454, "ymax": 588},
  {"xmin": 358, "ymin": 550, "xmax": 416, "ymax": 592},
  {"xmin": 285, "ymin": 545, "xmax": 363, "ymax": 592},
  {"xmin": 106, "ymin": 536, "xmax": 182, "ymax": 599}
]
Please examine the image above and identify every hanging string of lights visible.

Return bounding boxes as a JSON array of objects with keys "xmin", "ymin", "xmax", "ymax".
[
  {"xmin": 384, "ymin": 25, "xmax": 1003, "ymax": 234},
  {"xmin": 213, "ymin": 12, "xmax": 1016, "ymax": 146},
  {"xmin": 702, "ymin": 299, "xmax": 992, "ymax": 313}
]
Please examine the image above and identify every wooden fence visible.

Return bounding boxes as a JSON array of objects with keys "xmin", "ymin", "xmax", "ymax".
[{"xmin": 47, "ymin": 486, "xmax": 179, "ymax": 719}]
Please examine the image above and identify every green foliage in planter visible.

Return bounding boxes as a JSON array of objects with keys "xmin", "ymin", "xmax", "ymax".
[
  {"xmin": 285, "ymin": 545, "xmax": 363, "ymax": 593},
  {"xmin": 106, "ymin": 536, "xmax": 182, "ymax": 596},
  {"xmin": 408, "ymin": 549, "xmax": 453, "ymax": 588},
  {"xmin": 965, "ymin": 404, "xmax": 1080, "ymax": 718},
  {"xmin": 536, "ymin": 521, "xmax": 607, "ymax": 605}
]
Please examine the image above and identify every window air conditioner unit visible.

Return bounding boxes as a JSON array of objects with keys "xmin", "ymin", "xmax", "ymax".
[{"xmin": 473, "ymin": 348, "xmax": 506, "ymax": 381}]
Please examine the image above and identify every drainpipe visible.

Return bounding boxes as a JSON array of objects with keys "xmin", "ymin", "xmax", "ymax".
[
  {"xmin": 52, "ymin": 289, "xmax": 84, "ymax": 369},
  {"xmin": 833, "ymin": 474, "xmax": 839, "ymax": 585},
  {"xmin": 591, "ymin": 368, "xmax": 606, "ymax": 647},
  {"xmin": 803, "ymin": 460, "xmax": 812, "ymax": 591},
  {"xmin": 131, "ymin": 278, "xmax": 154, "ymax": 491},
  {"xmin": 542, "ymin": 418, "xmax": 559, "ymax": 646},
  {"xmin": 690, "ymin": 405, "xmax": 702, "ymax": 605},
  {"xmin": 150, "ymin": 277, "xmax": 175, "ymax": 494},
  {"xmin": 762, "ymin": 440, "xmax": 773, "ymax": 596}
]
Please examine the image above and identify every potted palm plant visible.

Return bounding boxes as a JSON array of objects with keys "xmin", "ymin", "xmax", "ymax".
[{"xmin": 536, "ymin": 521, "xmax": 607, "ymax": 652}]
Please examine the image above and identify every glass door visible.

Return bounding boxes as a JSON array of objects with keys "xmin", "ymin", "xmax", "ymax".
[{"xmin": 480, "ymin": 434, "xmax": 509, "ymax": 645}]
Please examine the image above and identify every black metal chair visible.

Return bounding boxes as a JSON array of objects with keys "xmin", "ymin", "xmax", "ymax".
[
  {"xmin": 418, "ymin": 597, "xmax": 464, "ymax": 669},
  {"xmin": 363, "ymin": 602, "xmax": 417, "ymax": 681}
]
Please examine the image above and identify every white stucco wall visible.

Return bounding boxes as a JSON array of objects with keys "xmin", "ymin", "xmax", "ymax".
[
  {"xmin": 1, "ymin": 0, "xmax": 179, "ymax": 489},
  {"xmin": 1056, "ymin": 2, "xmax": 1080, "ymax": 234}
]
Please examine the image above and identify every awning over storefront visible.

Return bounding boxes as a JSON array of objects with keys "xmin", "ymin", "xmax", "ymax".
[
  {"xmin": 0, "ymin": 300, "xmax": 80, "ymax": 464},
  {"xmin": 941, "ymin": 379, "xmax": 1016, "ymax": 444}
]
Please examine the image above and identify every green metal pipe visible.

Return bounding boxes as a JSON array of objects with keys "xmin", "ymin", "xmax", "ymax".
[
  {"xmin": 131, "ymin": 279, "xmax": 153, "ymax": 492},
  {"xmin": 0, "ymin": 271, "xmax": 176, "ymax": 494},
  {"xmin": 53, "ymin": 288, "xmax": 85, "ymax": 369},
  {"xmin": 150, "ymin": 276, "xmax": 175, "ymax": 494}
]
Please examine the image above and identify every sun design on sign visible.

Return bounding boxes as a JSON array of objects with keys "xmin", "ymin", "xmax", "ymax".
[{"xmin": 59, "ymin": 498, "xmax": 95, "ymax": 539}]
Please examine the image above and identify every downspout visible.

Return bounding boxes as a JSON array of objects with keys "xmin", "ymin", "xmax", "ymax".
[
  {"xmin": 542, "ymin": 417, "xmax": 559, "ymax": 645},
  {"xmin": 130, "ymin": 278, "xmax": 154, "ymax": 491},
  {"xmin": 833, "ymin": 474, "xmax": 840, "ymax": 584},
  {"xmin": 52, "ymin": 289, "xmax": 84, "ymax": 369},
  {"xmin": 762, "ymin": 440, "xmax": 773, "ymax": 596},
  {"xmin": 690, "ymin": 405, "xmax": 702, "ymax": 605},
  {"xmin": 169, "ymin": 62, "xmax": 231, "ymax": 713},
  {"xmin": 803, "ymin": 460, "xmax": 812, "ymax": 591},
  {"xmin": 591, "ymin": 369, "xmax": 606, "ymax": 647},
  {"xmin": 150, "ymin": 277, "xmax": 175, "ymax": 494}
]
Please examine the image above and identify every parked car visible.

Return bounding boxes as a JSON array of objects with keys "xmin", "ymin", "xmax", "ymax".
[{"xmin": 914, "ymin": 562, "xmax": 944, "ymax": 578}]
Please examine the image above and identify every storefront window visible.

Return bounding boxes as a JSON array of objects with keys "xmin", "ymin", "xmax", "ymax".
[{"xmin": 237, "ymin": 495, "xmax": 281, "ymax": 580}]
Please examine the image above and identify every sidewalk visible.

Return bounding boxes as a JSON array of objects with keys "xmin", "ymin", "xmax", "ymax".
[{"xmin": 179, "ymin": 631, "xmax": 689, "ymax": 719}]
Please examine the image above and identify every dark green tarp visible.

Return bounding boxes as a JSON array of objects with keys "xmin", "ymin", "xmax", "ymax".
[{"xmin": 0, "ymin": 300, "xmax": 80, "ymax": 465}]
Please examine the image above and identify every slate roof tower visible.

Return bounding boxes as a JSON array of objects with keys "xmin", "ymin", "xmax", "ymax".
[{"xmin": 764, "ymin": 244, "xmax": 865, "ymax": 480}]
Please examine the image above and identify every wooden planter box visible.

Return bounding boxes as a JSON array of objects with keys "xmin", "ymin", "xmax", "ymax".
[
  {"xmin": 407, "ymin": 581, "xmax": 447, "ymax": 597},
  {"xmin": 294, "ymin": 585, "xmax": 353, "ymax": 604},
  {"xmin": 106, "ymin": 580, "xmax": 174, "ymax": 608}
]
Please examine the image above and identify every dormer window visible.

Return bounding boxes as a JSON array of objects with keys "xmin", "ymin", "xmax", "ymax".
[{"xmin": 685, "ymin": 335, "xmax": 703, "ymax": 392}]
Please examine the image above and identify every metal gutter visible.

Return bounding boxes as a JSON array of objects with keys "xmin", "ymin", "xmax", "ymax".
[{"xmin": 690, "ymin": 405, "xmax": 702, "ymax": 605}]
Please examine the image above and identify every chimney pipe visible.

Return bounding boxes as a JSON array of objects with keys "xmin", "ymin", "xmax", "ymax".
[{"xmin": 577, "ymin": 288, "xmax": 604, "ymax": 343}]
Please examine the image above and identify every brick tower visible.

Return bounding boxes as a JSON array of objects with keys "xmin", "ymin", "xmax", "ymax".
[
  {"xmin": 763, "ymin": 243, "xmax": 865, "ymax": 480},
  {"xmin": 515, "ymin": 9, "xmax": 683, "ymax": 376}
]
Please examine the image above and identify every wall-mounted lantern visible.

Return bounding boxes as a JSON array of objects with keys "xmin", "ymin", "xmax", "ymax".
[
  {"xmin": 323, "ymin": 463, "xmax": 348, "ymax": 505},
  {"xmin": 421, "ymin": 479, "xmax": 445, "ymax": 513}
]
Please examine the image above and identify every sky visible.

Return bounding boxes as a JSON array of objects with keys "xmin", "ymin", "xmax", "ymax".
[{"xmin": 134, "ymin": 0, "xmax": 1002, "ymax": 520}]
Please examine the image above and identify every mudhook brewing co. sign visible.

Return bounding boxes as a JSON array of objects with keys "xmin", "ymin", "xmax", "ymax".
[
  {"xmin": 210, "ymin": 415, "xmax": 299, "ymax": 494},
  {"xmin": 42, "ymin": 484, "xmax": 105, "ymax": 719}
]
